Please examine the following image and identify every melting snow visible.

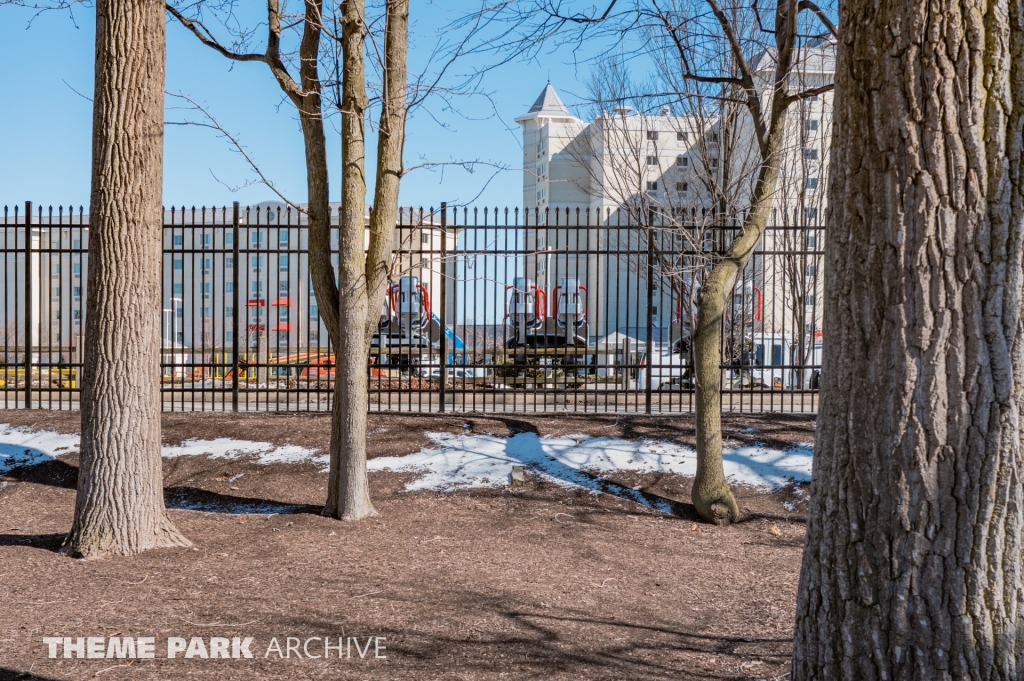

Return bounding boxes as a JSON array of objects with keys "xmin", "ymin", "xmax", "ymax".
[
  {"xmin": 161, "ymin": 438, "xmax": 327, "ymax": 467},
  {"xmin": 0, "ymin": 425, "xmax": 813, "ymax": 513},
  {"xmin": 369, "ymin": 431, "xmax": 813, "ymax": 494},
  {"xmin": 0, "ymin": 424, "xmax": 80, "ymax": 474},
  {"xmin": 0, "ymin": 425, "xmax": 326, "ymax": 474}
]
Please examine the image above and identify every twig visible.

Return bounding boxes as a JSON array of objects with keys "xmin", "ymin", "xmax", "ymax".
[
  {"xmin": 117, "ymin": 576, "xmax": 147, "ymax": 586},
  {"xmin": 353, "ymin": 590, "xmax": 383, "ymax": 599},
  {"xmin": 164, "ymin": 92, "xmax": 304, "ymax": 215},
  {"xmin": 93, "ymin": 662, "xmax": 133, "ymax": 677}
]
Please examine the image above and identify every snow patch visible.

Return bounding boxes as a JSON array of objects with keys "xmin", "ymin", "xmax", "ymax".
[
  {"xmin": 161, "ymin": 438, "xmax": 326, "ymax": 467},
  {"xmin": 0, "ymin": 426, "xmax": 326, "ymax": 472},
  {"xmin": 0, "ymin": 424, "xmax": 79, "ymax": 474},
  {"xmin": 368, "ymin": 432, "xmax": 813, "ymax": 499},
  {"xmin": 0, "ymin": 424, "xmax": 813, "ymax": 514}
]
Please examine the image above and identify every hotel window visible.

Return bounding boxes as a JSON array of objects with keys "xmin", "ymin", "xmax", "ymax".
[
  {"xmin": 646, "ymin": 130, "xmax": 659, "ymax": 141},
  {"xmin": 647, "ymin": 156, "xmax": 658, "ymax": 166}
]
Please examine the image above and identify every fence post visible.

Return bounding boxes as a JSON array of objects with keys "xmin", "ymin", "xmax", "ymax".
[
  {"xmin": 231, "ymin": 201, "xmax": 240, "ymax": 412},
  {"xmin": 645, "ymin": 208, "xmax": 654, "ymax": 415},
  {"xmin": 24, "ymin": 201, "xmax": 33, "ymax": 409},
  {"xmin": 439, "ymin": 202, "xmax": 448, "ymax": 413}
]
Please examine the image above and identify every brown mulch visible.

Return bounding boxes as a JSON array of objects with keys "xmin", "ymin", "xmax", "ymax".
[{"xmin": 0, "ymin": 410, "xmax": 813, "ymax": 680}]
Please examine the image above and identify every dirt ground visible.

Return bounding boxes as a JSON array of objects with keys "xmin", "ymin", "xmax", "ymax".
[{"xmin": 0, "ymin": 410, "xmax": 814, "ymax": 681}]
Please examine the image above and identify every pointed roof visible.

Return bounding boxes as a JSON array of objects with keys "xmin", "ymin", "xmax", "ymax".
[{"xmin": 515, "ymin": 84, "xmax": 576, "ymax": 123}]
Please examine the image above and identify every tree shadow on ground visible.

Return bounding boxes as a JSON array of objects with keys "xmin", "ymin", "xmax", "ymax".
[
  {"xmin": 0, "ymin": 669, "xmax": 62, "ymax": 681},
  {"xmin": 163, "ymin": 486, "xmax": 320, "ymax": 515},
  {"xmin": 279, "ymin": 586, "xmax": 791, "ymax": 679},
  {"xmin": 0, "ymin": 533, "xmax": 65, "ymax": 552},
  {"xmin": 1, "ymin": 458, "xmax": 77, "ymax": 489},
  {"xmin": 497, "ymin": 417, "xmax": 702, "ymax": 521}
]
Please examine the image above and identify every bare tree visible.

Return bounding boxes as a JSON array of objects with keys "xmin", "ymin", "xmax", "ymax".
[
  {"xmin": 566, "ymin": 51, "xmax": 764, "ymax": 346},
  {"xmin": 326, "ymin": 0, "xmax": 408, "ymax": 519},
  {"xmin": 168, "ymin": 0, "xmax": 410, "ymax": 520},
  {"xmin": 63, "ymin": 0, "xmax": 191, "ymax": 557},
  {"xmin": 653, "ymin": 0, "xmax": 835, "ymax": 524},
  {"xmin": 501, "ymin": 0, "xmax": 835, "ymax": 522},
  {"xmin": 792, "ymin": 0, "xmax": 1024, "ymax": 676}
]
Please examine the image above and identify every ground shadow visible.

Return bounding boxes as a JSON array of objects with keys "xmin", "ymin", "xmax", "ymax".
[
  {"xmin": 0, "ymin": 669, "xmax": 62, "ymax": 681},
  {"xmin": 0, "ymin": 533, "xmax": 64, "ymax": 552},
  {"xmin": 496, "ymin": 417, "xmax": 701, "ymax": 520},
  {"xmin": 164, "ymin": 486, "xmax": 320, "ymax": 515},
  {"xmin": 0, "ymin": 454, "xmax": 77, "ymax": 489},
  {"xmin": 276, "ymin": 586, "xmax": 792, "ymax": 679}
]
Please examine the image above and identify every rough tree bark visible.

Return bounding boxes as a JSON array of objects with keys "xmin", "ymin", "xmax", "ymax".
[
  {"xmin": 63, "ymin": 0, "xmax": 190, "ymax": 558},
  {"xmin": 792, "ymin": 0, "xmax": 1024, "ymax": 677},
  {"xmin": 325, "ymin": 0, "xmax": 408, "ymax": 520}
]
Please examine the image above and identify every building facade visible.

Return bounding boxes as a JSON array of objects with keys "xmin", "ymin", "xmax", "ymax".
[{"xmin": 516, "ymin": 41, "xmax": 834, "ymax": 362}]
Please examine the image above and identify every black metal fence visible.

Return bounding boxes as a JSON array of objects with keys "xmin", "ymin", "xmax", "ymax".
[{"xmin": 0, "ymin": 201, "xmax": 824, "ymax": 413}]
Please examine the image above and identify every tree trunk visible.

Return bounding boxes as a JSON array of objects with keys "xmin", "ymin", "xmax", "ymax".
[
  {"xmin": 792, "ymin": 0, "xmax": 1024, "ymax": 677},
  {"xmin": 692, "ymin": 132, "xmax": 783, "ymax": 525},
  {"xmin": 363, "ymin": 0, "xmax": 409, "ymax": 345},
  {"xmin": 293, "ymin": 0, "xmax": 340, "ymax": 349},
  {"xmin": 325, "ymin": 0, "xmax": 376, "ymax": 520},
  {"xmin": 688, "ymin": 0, "xmax": 800, "ymax": 525},
  {"xmin": 63, "ymin": 0, "xmax": 190, "ymax": 558}
]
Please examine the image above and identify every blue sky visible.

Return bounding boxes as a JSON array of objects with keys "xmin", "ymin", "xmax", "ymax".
[{"xmin": 0, "ymin": 2, "xmax": 606, "ymax": 211}]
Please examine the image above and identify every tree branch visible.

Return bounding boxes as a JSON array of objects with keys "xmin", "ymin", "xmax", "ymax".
[
  {"xmin": 797, "ymin": 0, "xmax": 837, "ymax": 38},
  {"xmin": 165, "ymin": 92, "xmax": 304, "ymax": 213},
  {"xmin": 784, "ymin": 82, "xmax": 835, "ymax": 104},
  {"xmin": 165, "ymin": 4, "xmax": 266, "ymax": 63}
]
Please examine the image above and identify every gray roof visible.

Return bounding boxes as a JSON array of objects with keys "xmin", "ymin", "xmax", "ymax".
[{"xmin": 515, "ymin": 84, "xmax": 576, "ymax": 122}]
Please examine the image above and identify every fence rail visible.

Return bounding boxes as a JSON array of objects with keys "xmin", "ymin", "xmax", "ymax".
[{"xmin": 1, "ymin": 201, "xmax": 824, "ymax": 414}]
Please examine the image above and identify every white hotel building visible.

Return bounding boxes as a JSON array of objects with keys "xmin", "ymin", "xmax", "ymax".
[{"xmin": 515, "ymin": 40, "xmax": 834, "ymax": 349}]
